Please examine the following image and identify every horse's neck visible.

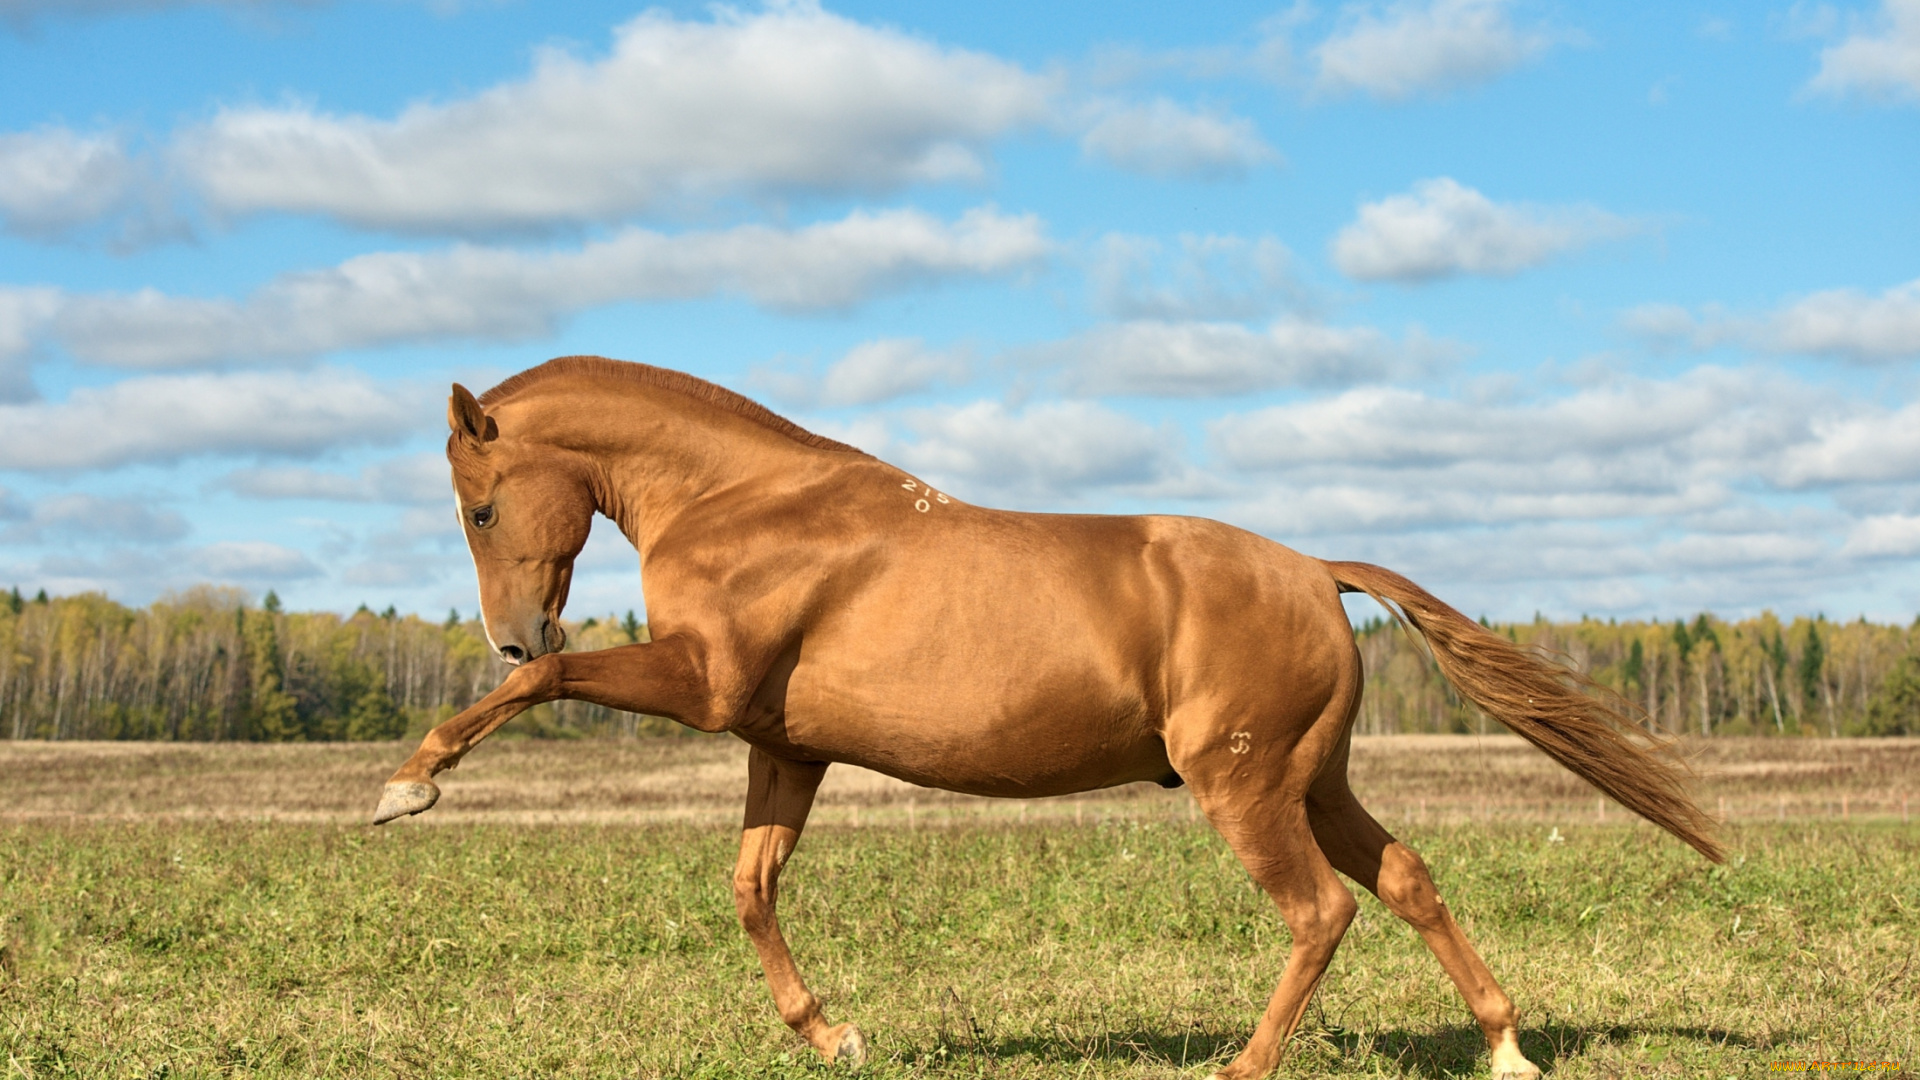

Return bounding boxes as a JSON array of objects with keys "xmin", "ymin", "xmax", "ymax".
[{"xmin": 559, "ymin": 385, "xmax": 843, "ymax": 551}]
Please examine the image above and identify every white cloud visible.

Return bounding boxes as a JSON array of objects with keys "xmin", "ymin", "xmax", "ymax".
[
  {"xmin": 1216, "ymin": 369, "xmax": 1784, "ymax": 470},
  {"xmin": 217, "ymin": 452, "xmax": 449, "ymax": 504},
  {"xmin": 189, "ymin": 540, "xmax": 322, "ymax": 580},
  {"xmin": 1078, "ymin": 99, "xmax": 1276, "ymax": 180},
  {"xmin": 1623, "ymin": 277, "xmax": 1920, "ymax": 361},
  {"xmin": 1210, "ymin": 368, "xmax": 1813, "ymax": 534},
  {"xmin": 1617, "ymin": 301, "xmax": 1736, "ymax": 351},
  {"xmin": 1766, "ymin": 278, "xmax": 1920, "ymax": 358},
  {"xmin": 753, "ymin": 337, "xmax": 971, "ymax": 408},
  {"xmin": 1697, "ymin": 15, "xmax": 1735, "ymax": 41},
  {"xmin": 4, "ymin": 8, "xmax": 1257, "ymax": 241},
  {"xmin": 892, "ymin": 399, "xmax": 1181, "ymax": 503},
  {"xmin": 1312, "ymin": 0, "xmax": 1556, "ymax": 101},
  {"xmin": 0, "ymin": 493, "xmax": 190, "ymax": 544},
  {"xmin": 1059, "ymin": 317, "xmax": 1443, "ymax": 397},
  {"xmin": 1774, "ymin": 398, "xmax": 1920, "ymax": 486},
  {"xmin": 25, "ymin": 207, "xmax": 1046, "ymax": 368},
  {"xmin": 13, "ymin": 537, "xmax": 322, "ymax": 606},
  {"xmin": 0, "ymin": 287, "xmax": 58, "ymax": 401},
  {"xmin": 1805, "ymin": 0, "xmax": 1920, "ymax": 102},
  {"xmin": 1332, "ymin": 177, "xmax": 1634, "ymax": 282},
  {"xmin": 1090, "ymin": 233, "xmax": 1303, "ymax": 321},
  {"xmin": 340, "ymin": 551, "xmax": 450, "ymax": 589},
  {"xmin": 0, "ymin": 0, "xmax": 326, "ymax": 21},
  {"xmin": 174, "ymin": 3, "xmax": 1055, "ymax": 231},
  {"xmin": 0, "ymin": 369, "xmax": 418, "ymax": 471},
  {"xmin": 817, "ymin": 338, "xmax": 970, "ymax": 407},
  {"xmin": 0, "ymin": 129, "xmax": 136, "ymax": 238},
  {"xmin": 1842, "ymin": 513, "xmax": 1920, "ymax": 557}
]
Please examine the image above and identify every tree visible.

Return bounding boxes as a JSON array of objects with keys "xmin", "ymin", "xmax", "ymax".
[
  {"xmin": 346, "ymin": 681, "xmax": 405, "ymax": 741},
  {"xmin": 1689, "ymin": 614, "xmax": 1721, "ymax": 735},
  {"xmin": 1866, "ymin": 652, "xmax": 1920, "ymax": 735},
  {"xmin": 243, "ymin": 609, "xmax": 301, "ymax": 741},
  {"xmin": 1801, "ymin": 620, "xmax": 1831, "ymax": 735}
]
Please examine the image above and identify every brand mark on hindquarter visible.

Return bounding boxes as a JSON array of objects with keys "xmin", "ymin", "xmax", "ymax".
[
  {"xmin": 1228, "ymin": 731, "xmax": 1251, "ymax": 755},
  {"xmin": 900, "ymin": 478, "xmax": 950, "ymax": 514}
]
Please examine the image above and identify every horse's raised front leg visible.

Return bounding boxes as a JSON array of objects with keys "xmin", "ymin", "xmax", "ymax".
[
  {"xmin": 373, "ymin": 635, "xmax": 711, "ymax": 823},
  {"xmin": 734, "ymin": 747, "xmax": 865, "ymax": 1066}
]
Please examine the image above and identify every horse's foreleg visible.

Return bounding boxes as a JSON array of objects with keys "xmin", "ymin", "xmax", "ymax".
[
  {"xmin": 734, "ymin": 748, "xmax": 865, "ymax": 1066},
  {"xmin": 373, "ymin": 636, "xmax": 710, "ymax": 823},
  {"xmin": 1308, "ymin": 784, "xmax": 1540, "ymax": 1080}
]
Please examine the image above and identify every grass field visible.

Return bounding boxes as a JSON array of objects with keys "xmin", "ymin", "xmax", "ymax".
[{"xmin": 3, "ymin": 737, "xmax": 1917, "ymax": 1079}]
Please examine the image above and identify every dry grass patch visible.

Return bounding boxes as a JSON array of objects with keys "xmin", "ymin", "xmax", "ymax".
[{"xmin": 5, "ymin": 735, "xmax": 1917, "ymax": 828}]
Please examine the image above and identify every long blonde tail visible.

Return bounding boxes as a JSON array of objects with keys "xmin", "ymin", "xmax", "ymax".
[{"xmin": 1326, "ymin": 560, "xmax": 1722, "ymax": 862}]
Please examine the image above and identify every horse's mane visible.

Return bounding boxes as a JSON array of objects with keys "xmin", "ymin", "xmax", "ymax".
[{"xmin": 479, "ymin": 355, "xmax": 867, "ymax": 456}]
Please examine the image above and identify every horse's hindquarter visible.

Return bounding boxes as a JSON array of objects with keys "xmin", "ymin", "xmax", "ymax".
[{"xmin": 767, "ymin": 508, "xmax": 1179, "ymax": 797}]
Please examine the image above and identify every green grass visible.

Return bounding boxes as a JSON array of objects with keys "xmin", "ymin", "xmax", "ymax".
[{"xmin": 2, "ymin": 819, "xmax": 1915, "ymax": 1079}]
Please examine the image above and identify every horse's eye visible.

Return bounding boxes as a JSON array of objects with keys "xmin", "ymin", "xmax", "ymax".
[{"xmin": 470, "ymin": 505, "xmax": 495, "ymax": 529}]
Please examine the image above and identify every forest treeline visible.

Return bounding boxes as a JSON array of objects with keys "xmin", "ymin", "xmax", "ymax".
[
  {"xmin": 1, "ymin": 586, "xmax": 1917, "ymax": 741},
  {"xmin": 0, "ymin": 586, "xmax": 669, "ymax": 742},
  {"xmin": 1353, "ymin": 610, "xmax": 1920, "ymax": 737}
]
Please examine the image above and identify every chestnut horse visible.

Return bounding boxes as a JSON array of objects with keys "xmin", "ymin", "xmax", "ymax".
[{"xmin": 374, "ymin": 356, "xmax": 1718, "ymax": 1080}]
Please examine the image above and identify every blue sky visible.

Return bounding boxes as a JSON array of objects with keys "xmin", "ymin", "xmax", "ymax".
[{"xmin": 1, "ymin": 0, "xmax": 1916, "ymax": 623}]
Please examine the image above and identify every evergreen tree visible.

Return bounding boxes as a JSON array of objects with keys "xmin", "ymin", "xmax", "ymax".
[
  {"xmin": 346, "ymin": 681, "xmax": 405, "ymax": 740},
  {"xmin": 1800, "ymin": 622, "xmax": 1826, "ymax": 706},
  {"xmin": 622, "ymin": 610, "xmax": 642, "ymax": 643},
  {"xmin": 1691, "ymin": 613, "xmax": 1718, "ymax": 651},
  {"xmin": 1800, "ymin": 620, "xmax": 1830, "ymax": 733},
  {"xmin": 243, "ymin": 609, "xmax": 302, "ymax": 741}
]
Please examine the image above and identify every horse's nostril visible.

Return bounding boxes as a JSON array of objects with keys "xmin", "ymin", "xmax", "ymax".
[{"xmin": 499, "ymin": 644, "xmax": 526, "ymax": 665}]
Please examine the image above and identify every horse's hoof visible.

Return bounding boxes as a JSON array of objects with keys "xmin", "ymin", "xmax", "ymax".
[
  {"xmin": 373, "ymin": 781, "xmax": 439, "ymax": 824},
  {"xmin": 828, "ymin": 1023, "xmax": 866, "ymax": 1067},
  {"xmin": 1491, "ymin": 1063, "xmax": 1542, "ymax": 1080}
]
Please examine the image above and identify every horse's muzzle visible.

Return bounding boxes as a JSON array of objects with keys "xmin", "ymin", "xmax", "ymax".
[{"xmin": 497, "ymin": 617, "xmax": 565, "ymax": 665}]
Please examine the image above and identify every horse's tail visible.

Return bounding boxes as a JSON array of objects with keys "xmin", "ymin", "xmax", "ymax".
[{"xmin": 1324, "ymin": 559, "xmax": 1723, "ymax": 863}]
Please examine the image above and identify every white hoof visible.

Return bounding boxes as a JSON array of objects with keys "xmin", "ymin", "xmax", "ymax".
[{"xmin": 372, "ymin": 780, "xmax": 439, "ymax": 824}]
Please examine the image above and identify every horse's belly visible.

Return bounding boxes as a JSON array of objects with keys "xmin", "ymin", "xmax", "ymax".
[{"xmin": 760, "ymin": 683, "xmax": 1172, "ymax": 798}]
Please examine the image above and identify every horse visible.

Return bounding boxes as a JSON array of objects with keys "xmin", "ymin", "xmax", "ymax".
[{"xmin": 373, "ymin": 355, "xmax": 1720, "ymax": 1080}]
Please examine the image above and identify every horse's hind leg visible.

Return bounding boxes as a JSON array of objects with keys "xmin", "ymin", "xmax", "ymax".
[
  {"xmin": 1307, "ymin": 772, "xmax": 1541, "ymax": 1080},
  {"xmin": 733, "ymin": 747, "xmax": 865, "ymax": 1066},
  {"xmin": 1178, "ymin": 744, "xmax": 1359, "ymax": 1079}
]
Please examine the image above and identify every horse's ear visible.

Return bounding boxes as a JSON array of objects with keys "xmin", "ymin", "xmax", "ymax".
[{"xmin": 448, "ymin": 384, "xmax": 498, "ymax": 446}]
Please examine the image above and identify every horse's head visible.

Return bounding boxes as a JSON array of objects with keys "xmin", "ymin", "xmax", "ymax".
[{"xmin": 446, "ymin": 383, "xmax": 594, "ymax": 665}]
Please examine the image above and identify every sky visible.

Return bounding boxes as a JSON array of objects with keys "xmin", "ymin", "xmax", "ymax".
[{"xmin": 0, "ymin": 0, "xmax": 1916, "ymax": 625}]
